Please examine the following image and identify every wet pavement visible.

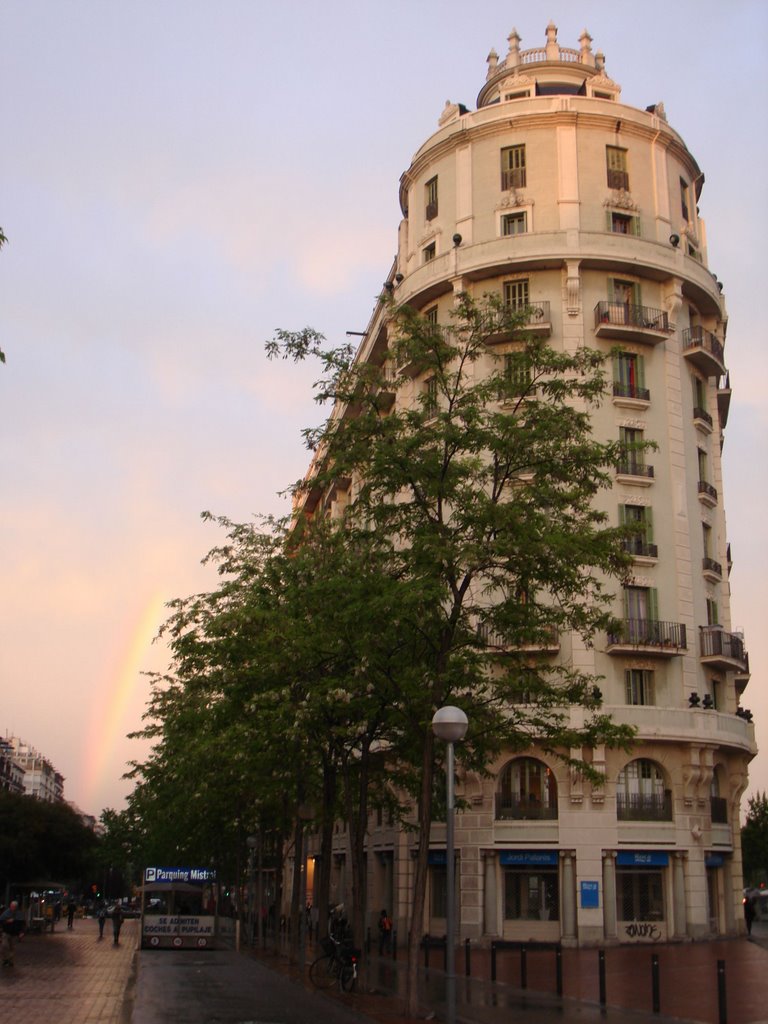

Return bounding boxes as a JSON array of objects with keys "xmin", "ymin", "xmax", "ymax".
[{"xmin": 1, "ymin": 915, "xmax": 767, "ymax": 1024}]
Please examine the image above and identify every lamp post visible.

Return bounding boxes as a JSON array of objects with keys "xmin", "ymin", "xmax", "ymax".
[{"xmin": 431, "ymin": 706, "xmax": 468, "ymax": 1024}]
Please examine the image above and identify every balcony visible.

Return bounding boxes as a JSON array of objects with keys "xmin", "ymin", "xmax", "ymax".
[
  {"xmin": 477, "ymin": 622, "xmax": 559, "ymax": 654},
  {"xmin": 616, "ymin": 460, "xmax": 654, "ymax": 487},
  {"xmin": 698, "ymin": 479, "xmax": 718, "ymax": 507},
  {"xmin": 693, "ymin": 406, "xmax": 713, "ymax": 433},
  {"xmin": 594, "ymin": 302, "xmax": 672, "ymax": 345},
  {"xmin": 607, "ymin": 619, "xmax": 687, "ymax": 657},
  {"xmin": 702, "ymin": 557, "xmax": 722, "ymax": 582},
  {"xmin": 682, "ymin": 326, "xmax": 726, "ymax": 377},
  {"xmin": 700, "ymin": 626, "xmax": 749, "ymax": 673},
  {"xmin": 622, "ymin": 539, "xmax": 658, "ymax": 561},
  {"xmin": 617, "ymin": 791, "xmax": 673, "ymax": 821},
  {"xmin": 495, "ymin": 795, "xmax": 558, "ymax": 821},
  {"xmin": 717, "ymin": 372, "xmax": 732, "ymax": 429},
  {"xmin": 486, "ymin": 301, "xmax": 552, "ymax": 343},
  {"xmin": 612, "ymin": 381, "xmax": 650, "ymax": 408}
]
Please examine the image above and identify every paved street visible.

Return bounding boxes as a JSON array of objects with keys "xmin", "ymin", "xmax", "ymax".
[{"xmin": 2, "ymin": 916, "xmax": 768, "ymax": 1024}]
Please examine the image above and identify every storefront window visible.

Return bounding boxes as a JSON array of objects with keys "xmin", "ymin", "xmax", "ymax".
[
  {"xmin": 616, "ymin": 869, "xmax": 664, "ymax": 920},
  {"xmin": 504, "ymin": 869, "xmax": 559, "ymax": 921}
]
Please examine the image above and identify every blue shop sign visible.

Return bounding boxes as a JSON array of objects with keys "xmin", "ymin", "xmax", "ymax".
[
  {"xmin": 144, "ymin": 866, "xmax": 217, "ymax": 884},
  {"xmin": 580, "ymin": 880, "xmax": 600, "ymax": 909},
  {"xmin": 428, "ymin": 851, "xmax": 447, "ymax": 865},
  {"xmin": 499, "ymin": 850, "xmax": 559, "ymax": 867},
  {"xmin": 616, "ymin": 851, "xmax": 669, "ymax": 868},
  {"xmin": 705, "ymin": 854, "xmax": 724, "ymax": 868}
]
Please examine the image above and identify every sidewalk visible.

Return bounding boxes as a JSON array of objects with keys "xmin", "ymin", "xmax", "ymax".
[
  {"xmin": 0, "ymin": 916, "xmax": 136, "ymax": 1023},
  {"xmin": 252, "ymin": 921, "xmax": 768, "ymax": 1024}
]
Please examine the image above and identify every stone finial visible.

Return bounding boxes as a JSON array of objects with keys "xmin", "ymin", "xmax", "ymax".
[
  {"xmin": 486, "ymin": 48, "xmax": 499, "ymax": 79},
  {"xmin": 579, "ymin": 28, "xmax": 595, "ymax": 67},
  {"xmin": 545, "ymin": 20, "xmax": 559, "ymax": 60},
  {"xmin": 507, "ymin": 27, "xmax": 521, "ymax": 55},
  {"xmin": 595, "ymin": 50, "xmax": 605, "ymax": 72}
]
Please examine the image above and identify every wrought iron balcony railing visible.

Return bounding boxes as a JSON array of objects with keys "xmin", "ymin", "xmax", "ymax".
[
  {"xmin": 617, "ymin": 791, "xmax": 673, "ymax": 821},
  {"xmin": 608, "ymin": 619, "xmax": 687, "ymax": 650},
  {"xmin": 495, "ymin": 794, "xmax": 558, "ymax": 821},
  {"xmin": 613, "ymin": 381, "xmax": 650, "ymax": 402}
]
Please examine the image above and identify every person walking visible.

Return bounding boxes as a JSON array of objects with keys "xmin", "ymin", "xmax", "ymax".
[
  {"xmin": 97, "ymin": 903, "xmax": 107, "ymax": 940},
  {"xmin": 377, "ymin": 909, "xmax": 392, "ymax": 955},
  {"xmin": 112, "ymin": 904, "xmax": 124, "ymax": 946},
  {"xmin": 1, "ymin": 901, "xmax": 24, "ymax": 967},
  {"xmin": 66, "ymin": 900, "xmax": 76, "ymax": 929},
  {"xmin": 744, "ymin": 893, "xmax": 757, "ymax": 936}
]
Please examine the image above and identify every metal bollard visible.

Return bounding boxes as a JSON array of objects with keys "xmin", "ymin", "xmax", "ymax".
[
  {"xmin": 598, "ymin": 949, "xmax": 606, "ymax": 1006},
  {"xmin": 651, "ymin": 953, "xmax": 660, "ymax": 1014},
  {"xmin": 556, "ymin": 947, "xmax": 563, "ymax": 997},
  {"xmin": 392, "ymin": 928, "xmax": 397, "ymax": 959},
  {"xmin": 520, "ymin": 946, "xmax": 527, "ymax": 989},
  {"xmin": 465, "ymin": 937, "xmax": 471, "ymax": 977},
  {"xmin": 491, "ymin": 942, "xmax": 497, "ymax": 982},
  {"xmin": 717, "ymin": 960, "xmax": 727, "ymax": 1024}
]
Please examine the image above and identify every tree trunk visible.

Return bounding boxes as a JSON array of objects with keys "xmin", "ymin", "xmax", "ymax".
[
  {"xmin": 316, "ymin": 760, "xmax": 337, "ymax": 939},
  {"xmin": 345, "ymin": 739, "xmax": 371, "ymax": 968}
]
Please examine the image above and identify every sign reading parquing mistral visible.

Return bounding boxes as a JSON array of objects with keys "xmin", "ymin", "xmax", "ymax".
[{"xmin": 144, "ymin": 867, "xmax": 217, "ymax": 884}]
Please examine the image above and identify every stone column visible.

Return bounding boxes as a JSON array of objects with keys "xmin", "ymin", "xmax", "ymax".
[
  {"xmin": 602, "ymin": 852, "xmax": 617, "ymax": 940},
  {"xmin": 723, "ymin": 859, "xmax": 735, "ymax": 934},
  {"xmin": 561, "ymin": 852, "xmax": 576, "ymax": 941},
  {"xmin": 673, "ymin": 853, "xmax": 687, "ymax": 938},
  {"xmin": 483, "ymin": 852, "xmax": 500, "ymax": 937}
]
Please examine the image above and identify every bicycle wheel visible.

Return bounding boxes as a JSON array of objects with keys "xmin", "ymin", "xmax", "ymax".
[
  {"xmin": 309, "ymin": 953, "xmax": 339, "ymax": 990},
  {"xmin": 340, "ymin": 960, "xmax": 357, "ymax": 992}
]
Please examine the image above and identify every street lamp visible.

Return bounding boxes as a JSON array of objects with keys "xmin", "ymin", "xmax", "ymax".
[{"xmin": 431, "ymin": 706, "xmax": 468, "ymax": 1024}]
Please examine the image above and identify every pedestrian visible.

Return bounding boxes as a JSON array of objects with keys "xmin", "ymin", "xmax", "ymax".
[
  {"xmin": 67, "ymin": 900, "xmax": 76, "ymax": 929},
  {"xmin": 1, "ymin": 900, "xmax": 24, "ymax": 967},
  {"xmin": 112, "ymin": 904, "xmax": 124, "ymax": 946},
  {"xmin": 744, "ymin": 894, "xmax": 756, "ymax": 936},
  {"xmin": 97, "ymin": 903, "xmax": 107, "ymax": 940},
  {"xmin": 377, "ymin": 909, "xmax": 392, "ymax": 955}
]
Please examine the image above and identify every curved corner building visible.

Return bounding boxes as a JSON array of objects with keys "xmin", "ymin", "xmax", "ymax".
[{"xmin": 304, "ymin": 22, "xmax": 755, "ymax": 945}]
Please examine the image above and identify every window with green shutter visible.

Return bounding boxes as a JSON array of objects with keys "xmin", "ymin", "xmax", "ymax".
[
  {"xmin": 501, "ymin": 145, "xmax": 527, "ymax": 189},
  {"xmin": 606, "ymin": 146, "xmax": 629, "ymax": 190},
  {"xmin": 607, "ymin": 210, "xmax": 641, "ymax": 235},
  {"xmin": 613, "ymin": 351, "xmax": 647, "ymax": 401}
]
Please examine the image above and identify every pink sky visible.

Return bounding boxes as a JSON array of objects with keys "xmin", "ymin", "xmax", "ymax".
[{"xmin": 1, "ymin": 2, "xmax": 766, "ymax": 816}]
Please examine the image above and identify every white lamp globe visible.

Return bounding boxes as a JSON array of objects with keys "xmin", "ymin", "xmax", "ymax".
[{"xmin": 431, "ymin": 706, "xmax": 469, "ymax": 743}]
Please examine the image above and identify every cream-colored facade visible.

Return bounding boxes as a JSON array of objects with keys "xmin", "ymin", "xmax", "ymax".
[{"xmin": 300, "ymin": 23, "xmax": 755, "ymax": 947}]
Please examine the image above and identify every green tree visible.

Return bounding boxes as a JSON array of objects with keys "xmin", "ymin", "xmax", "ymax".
[
  {"xmin": 269, "ymin": 294, "xmax": 637, "ymax": 1014},
  {"xmin": 742, "ymin": 791, "xmax": 768, "ymax": 886},
  {"xmin": 0, "ymin": 793, "xmax": 98, "ymax": 895}
]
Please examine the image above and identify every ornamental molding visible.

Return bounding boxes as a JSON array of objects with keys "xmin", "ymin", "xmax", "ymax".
[
  {"xmin": 619, "ymin": 492, "xmax": 650, "ymax": 506},
  {"xmin": 629, "ymin": 574, "xmax": 652, "ymax": 587},
  {"xmin": 417, "ymin": 227, "xmax": 443, "ymax": 247},
  {"xmin": 603, "ymin": 191, "xmax": 639, "ymax": 212},
  {"xmin": 618, "ymin": 417, "xmax": 646, "ymax": 429},
  {"xmin": 499, "ymin": 192, "xmax": 532, "ymax": 209}
]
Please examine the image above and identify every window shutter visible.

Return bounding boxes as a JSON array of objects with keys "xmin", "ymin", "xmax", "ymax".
[
  {"xmin": 648, "ymin": 587, "xmax": 659, "ymax": 622},
  {"xmin": 636, "ymin": 354, "xmax": 646, "ymax": 389},
  {"xmin": 606, "ymin": 210, "xmax": 614, "ymax": 232},
  {"xmin": 632, "ymin": 283, "xmax": 642, "ymax": 305},
  {"xmin": 632, "ymin": 216, "xmax": 641, "ymax": 237},
  {"xmin": 645, "ymin": 507, "xmax": 654, "ymax": 543},
  {"xmin": 612, "ymin": 355, "xmax": 622, "ymax": 383},
  {"xmin": 622, "ymin": 588, "xmax": 630, "ymax": 620},
  {"xmin": 618, "ymin": 504, "xmax": 626, "ymax": 526}
]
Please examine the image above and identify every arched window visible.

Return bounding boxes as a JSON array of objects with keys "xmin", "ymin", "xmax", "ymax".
[
  {"xmin": 710, "ymin": 768, "xmax": 727, "ymax": 824},
  {"xmin": 616, "ymin": 759, "xmax": 671, "ymax": 820},
  {"xmin": 496, "ymin": 758, "xmax": 558, "ymax": 820}
]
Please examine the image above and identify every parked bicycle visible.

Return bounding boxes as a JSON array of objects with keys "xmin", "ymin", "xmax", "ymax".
[{"xmin": 309, "ymin": 906, "xmax": 360, "ymax": 992}]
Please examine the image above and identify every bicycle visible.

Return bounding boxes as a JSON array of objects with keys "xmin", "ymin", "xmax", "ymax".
[{"xmin": 309, "ymin": 933, "xmax": 359, "ymax": 992}]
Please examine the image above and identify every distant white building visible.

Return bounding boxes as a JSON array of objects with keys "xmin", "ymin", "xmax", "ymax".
[
  {"xmin": 0, "ymin": 738, "xmax": 25, "ymax": 795},
  {"xmin": 5, "ymin": 736, "xmax": 64, "ymax": 802}
]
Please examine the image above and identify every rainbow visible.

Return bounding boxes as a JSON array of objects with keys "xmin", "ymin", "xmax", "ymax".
[{"xmin": 81, "ymin": 590, "xmax": 168, "ymax": 810}]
